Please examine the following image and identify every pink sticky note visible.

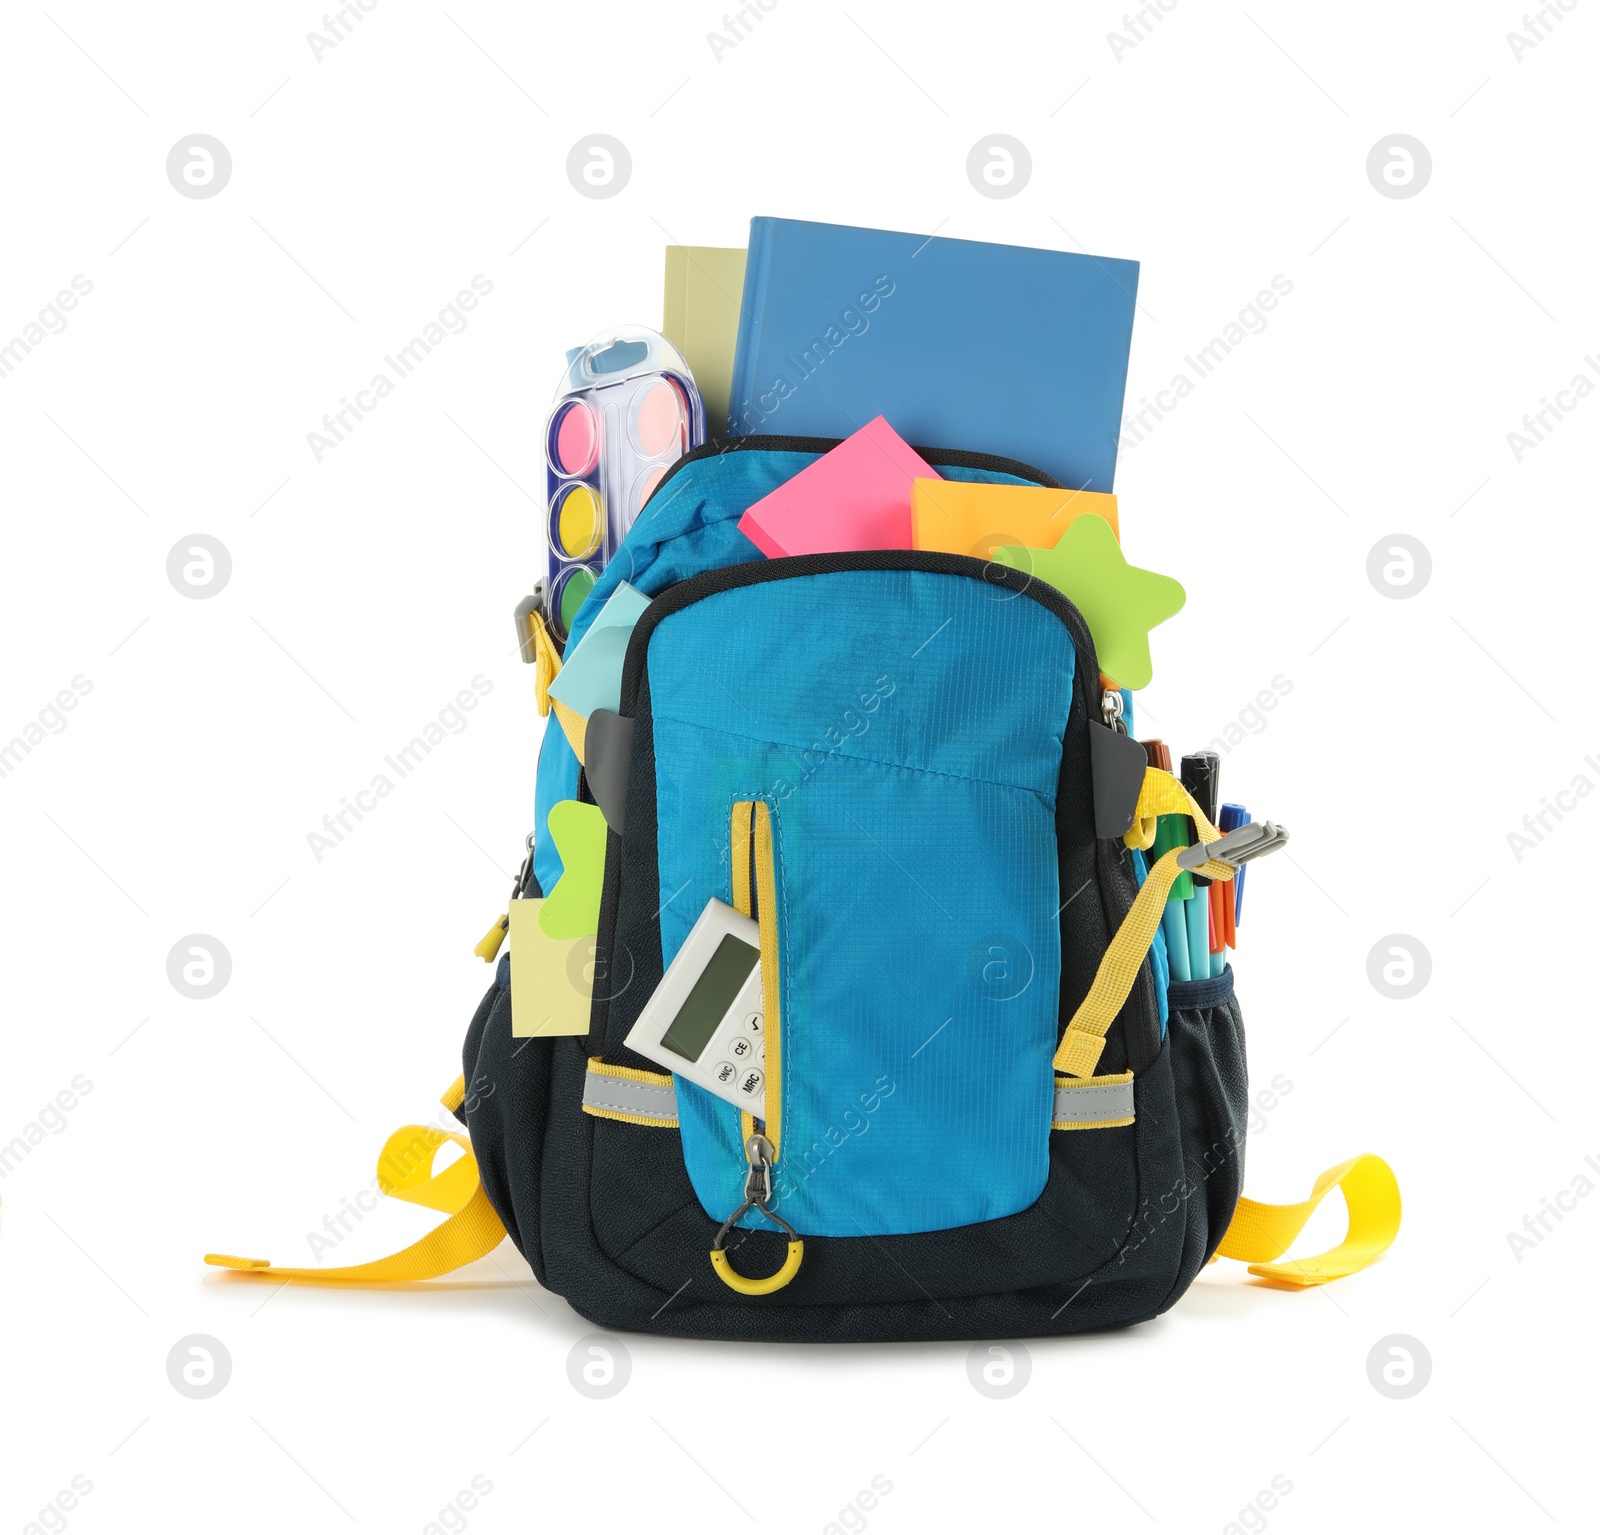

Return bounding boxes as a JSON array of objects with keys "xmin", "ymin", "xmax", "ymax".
[{"xmin": 738, "ymin": 416, "xmax": 939, "ymax": 557}]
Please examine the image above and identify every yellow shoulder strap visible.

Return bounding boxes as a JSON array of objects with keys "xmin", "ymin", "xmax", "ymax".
[
  {"xmin": 204, "ymin": 1076, "xmax": 509, "ymax": 1284},
  {"xmin": 1217, "ymin": 1153, "xmax": 1401, "ymax": 1287}
]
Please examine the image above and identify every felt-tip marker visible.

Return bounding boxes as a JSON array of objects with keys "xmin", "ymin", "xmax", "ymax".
[
  {"xmin": 1142, "ymin": 740, "xmax": 1193, "ymax": 983},
  {"xmin": 1219, "ymin": 803, "xmax": 1249, "ymax": 927},
  {"xmin": 1180, "ymin": 752, "xmax": 1221, "ymax": 974}
]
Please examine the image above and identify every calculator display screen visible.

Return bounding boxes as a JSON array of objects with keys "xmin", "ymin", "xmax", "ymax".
[{"xmin": 660, "ymin": 934, "xmax": 759, "ymax": 1062}]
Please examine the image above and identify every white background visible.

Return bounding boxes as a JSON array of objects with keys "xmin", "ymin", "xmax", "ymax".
[{"xmin": 2, "ymin": 3, "xmax": 1596, "ymax": 1532}]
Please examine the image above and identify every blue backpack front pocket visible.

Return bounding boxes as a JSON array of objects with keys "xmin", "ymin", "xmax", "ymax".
[{"xmin": 643, "ymin": 564, "xmax": 1077, "ymax": 1238}]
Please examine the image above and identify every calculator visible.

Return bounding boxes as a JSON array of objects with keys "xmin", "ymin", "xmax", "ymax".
[{"xmin": 623, "ymin": 899, "xmax": 767, "ymax": 1115}]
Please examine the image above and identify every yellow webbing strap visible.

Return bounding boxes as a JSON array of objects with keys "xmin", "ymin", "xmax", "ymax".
[
  {"xmin": 552, "ymin": 698, "xmax": 587, "ymax": 766},
  {"xmin": 204, "ymin": 1077, "xmax": 508, "ymax": 1283},
  {"xmin": 523, "ymin": 602, "xmax": 581, "ymax": 755},
  {"xmin": 1053, "ymin": 769, "xmax": 1237, "ymax": 1078},
  {"xmin": 525, "ymin": 608, "xmax": 560, "ymax": 718},
  {"xmin": 1218, "ymin": 1154, "xmax": 1401, "ymax": 1287}
]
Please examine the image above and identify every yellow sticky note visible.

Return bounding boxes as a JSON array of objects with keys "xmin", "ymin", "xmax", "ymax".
[
  {"xmin": 664, "ymin": 246, "xmax": 747, "ymax": 434},
  {"xmin": 911, "ymin": 478, "xmax": 1120, "ymax": 561},
  {"xmin": 509, "ymin": 898, "xmax": 594, "ymax": 1037}
]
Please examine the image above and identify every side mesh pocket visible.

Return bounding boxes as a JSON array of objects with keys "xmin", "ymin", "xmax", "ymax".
[{"xmin": 1167, "ymin": 969, "xmax": 1247, "ymax": 1274}]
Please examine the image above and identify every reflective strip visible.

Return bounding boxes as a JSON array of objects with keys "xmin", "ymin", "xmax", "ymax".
[
  {"xmin": 582, "ymin": 1064, "xmax": 678, "ymax": 1126},
  {"xmin": 1052, "ymin": 1073, "xmax": 1135, "ymax": 1129},
  {"xmin": 582, "ymin": 1065, "xmax": 1124, "ymax": 1131}
]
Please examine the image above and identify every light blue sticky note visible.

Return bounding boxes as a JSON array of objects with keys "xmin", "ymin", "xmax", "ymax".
[{"xmin": 547, "ymin": 581, "xmax": 651, "ymax": 718}]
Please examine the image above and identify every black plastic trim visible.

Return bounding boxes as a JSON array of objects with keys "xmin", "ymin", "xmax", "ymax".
[{"xmin": 647, "ymin": 433, "xmax": 1062, "ymax": 505}]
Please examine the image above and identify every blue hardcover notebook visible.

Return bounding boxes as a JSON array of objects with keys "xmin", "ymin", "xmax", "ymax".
[{"xmin": 728, "ymin": 217, "xmax": 1139, "ymax": 492}]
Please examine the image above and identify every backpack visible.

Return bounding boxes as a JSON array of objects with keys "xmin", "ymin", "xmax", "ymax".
[{"xmin": 206, "ymin": 437, "xmax": 1401, "ymax": 1341}]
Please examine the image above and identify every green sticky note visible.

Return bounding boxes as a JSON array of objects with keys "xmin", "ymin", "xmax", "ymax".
[
  {"xmin": 538, "ymin": 800, "xmax": 609, "ymax": 939},
  {"xmin": 993, "ymin": 514, "xmax": 1185, "ymax": 690}
]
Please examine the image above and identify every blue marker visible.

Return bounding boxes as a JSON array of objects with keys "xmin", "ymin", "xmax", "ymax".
[{"xmin": 1219, "ymin": 804, "xmax": 1249, "ymax": 923}]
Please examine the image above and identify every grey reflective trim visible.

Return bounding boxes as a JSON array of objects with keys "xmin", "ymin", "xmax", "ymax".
[
  {"xmin": 1052, "ymin": 1078, "xmax": 1135, "ymax": 1126},
  {"xmin": 583, "ymin": 1069, "xmax": 679, "ymax": 1124}
]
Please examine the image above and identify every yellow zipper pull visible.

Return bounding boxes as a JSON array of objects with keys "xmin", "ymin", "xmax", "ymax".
[
  {"xmin": 473, "ymin": 832, "xmax": 536, "ymax": 961},
  {"xmin": 710, "ymin": 1134, "xmax": 803, "ymax": 1296},
  {"xmin": 474, "ymin": 914, "xmax": 510, "ymax": 962}
]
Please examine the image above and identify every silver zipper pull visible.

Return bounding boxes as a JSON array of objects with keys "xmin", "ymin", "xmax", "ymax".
[{"xmin": 1101, "ymin": 688, "xmax": 1127, "ymax": 735}]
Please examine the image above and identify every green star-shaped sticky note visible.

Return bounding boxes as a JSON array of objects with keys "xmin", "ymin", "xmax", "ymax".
[
  {"xmin": 537, "ymin": 799, "xmax": 609, "ymax": 939},
  {"xmin": 993, "ymin": 514, "xmax": 1185, "ymax": 689}
]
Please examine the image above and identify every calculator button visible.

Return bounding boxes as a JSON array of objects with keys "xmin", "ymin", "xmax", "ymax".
[
  {"xmin": 730, "ymin": 1036, "xmax": 753, "ymax": 1059},
  {"xmin": 742, "ymin": 1011, "xmax": 763, "ymax": 1036},
  {"xmin": 737, "ymin": 1068, "xmax": 764, "ymax": 1099},
  {"xmin": 712, "ymin": 1061, "xmax": 737, "ymax": 1085}
]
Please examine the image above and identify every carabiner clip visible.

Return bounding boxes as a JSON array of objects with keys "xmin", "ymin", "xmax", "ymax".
[{"xmin": 709, "ymin": 1135, "xmax": 804, "ymax": 1296}]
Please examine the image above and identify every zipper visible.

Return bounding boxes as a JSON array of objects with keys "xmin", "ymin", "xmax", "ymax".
[
  {"xmin": 647, "ymin": 433, "xmax": 1063, "ymax": 505},
  {"xmin": 729, "ymin": 799, "xmax": 783, "ymax": 1156},
  {"xmin": 709, "ymin": 795, "xmax": 799, "ymax": 1294}
]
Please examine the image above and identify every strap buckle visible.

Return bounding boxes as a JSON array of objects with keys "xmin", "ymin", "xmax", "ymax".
[{"xmin": 1178, "ymin": 819, "xmax": 1289, "ymax": 872}]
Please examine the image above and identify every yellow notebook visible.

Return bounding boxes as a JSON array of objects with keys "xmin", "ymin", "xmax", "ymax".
[
  {"xmin": 663, "ymin": 246, "xmax": 747, "ymax": 435},
  {"xmin": 509, "ymin": 899, "xmax": 593, "ymax": 1037},
  {"xmin": 910, "ymin": 478, "xmax": 1120, "ymax": 561}
]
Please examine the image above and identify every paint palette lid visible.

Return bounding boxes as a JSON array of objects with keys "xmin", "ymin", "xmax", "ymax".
[{"xmin": 553, "ymin": 325, "xmax": 696, "ymax": 402}]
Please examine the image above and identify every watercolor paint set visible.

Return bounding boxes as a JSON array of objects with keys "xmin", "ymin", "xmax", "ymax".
[{"xmin": 543, "ymin": 327, "xmax": 705, "ymax": 641}]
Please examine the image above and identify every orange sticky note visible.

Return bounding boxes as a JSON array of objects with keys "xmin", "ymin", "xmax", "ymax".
[{"xmin": 910, "ymin": 478, "xmax": 1119, "ymax": 561}]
